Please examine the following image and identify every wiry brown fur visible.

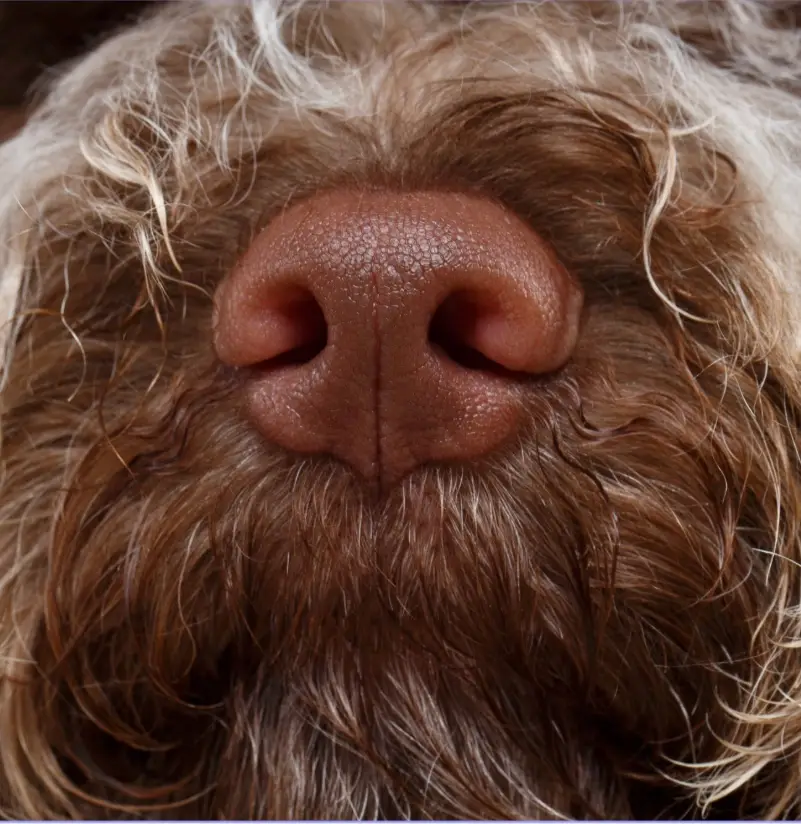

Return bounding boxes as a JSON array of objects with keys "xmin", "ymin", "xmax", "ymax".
[{"xmin": 3, "ymin": 0, "xmax": 801, "ymax": 818}]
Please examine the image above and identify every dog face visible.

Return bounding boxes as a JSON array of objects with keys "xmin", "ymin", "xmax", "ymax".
[{"xmin": 2, "ymin": 1, "xmax": 801, "ymax": 818}]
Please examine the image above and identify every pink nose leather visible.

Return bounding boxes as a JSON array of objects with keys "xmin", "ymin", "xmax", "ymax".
[{"xmin": 213, "ymin": 190, "xmax": 583, "ymax": 488}]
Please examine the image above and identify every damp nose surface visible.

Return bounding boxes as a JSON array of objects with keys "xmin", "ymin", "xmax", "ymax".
[{"xmin": 213, "ymin": 189, "xmax": 583, "ymax": 488}]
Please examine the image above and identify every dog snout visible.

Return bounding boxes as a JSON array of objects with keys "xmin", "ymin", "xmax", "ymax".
[{"xmin": 213, "ymin": 189, "xmax": 583, "ymax": 487}]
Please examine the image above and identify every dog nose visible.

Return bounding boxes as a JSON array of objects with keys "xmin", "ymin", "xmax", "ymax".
[{"xmin": 213, "ymin": 190, "xmax": 583, "ymax": 487}]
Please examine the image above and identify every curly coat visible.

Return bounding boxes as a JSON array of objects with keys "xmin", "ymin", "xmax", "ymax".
[{"xmin": 2, "ymin": 0, "xmax": 801, "ymax": 818}]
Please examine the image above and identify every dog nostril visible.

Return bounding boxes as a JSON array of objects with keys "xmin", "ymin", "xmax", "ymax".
[
  {"xmin": 214, "ymin": 283, "xmax": 327, "ymax": 369},
  {"xmin": 429, "ymin": 279, "xmax": 580, "ymax": 377},
  {"xmin": 429, "ymin": 290, "xmax": 525, "ymax": 376},
  {"xmin": 259, "ymin": 289, "xmax": 327, "ymax": 368}
]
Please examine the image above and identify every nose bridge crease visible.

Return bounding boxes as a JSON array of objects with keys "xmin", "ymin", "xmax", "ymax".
[
  {"xmin": 366, "ymin": 217, "xmax": 383, "ymax": 490},
  {"xmin": 330, "ymin": 206, "xmax": 457, "ymax": 485},
  {"xmin": 359, "ymin": 207, "xmax": 461, "ymax": 487}
]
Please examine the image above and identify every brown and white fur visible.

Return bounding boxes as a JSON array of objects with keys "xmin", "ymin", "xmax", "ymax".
[{"xmin": 3, "ymin": 0, "xmax": 801, "ymax": 818}]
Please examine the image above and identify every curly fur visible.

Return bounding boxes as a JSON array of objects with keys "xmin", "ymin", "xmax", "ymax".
[{"xmin": 3, "ymin": 0, "xmax": 801, "ymax": 818}]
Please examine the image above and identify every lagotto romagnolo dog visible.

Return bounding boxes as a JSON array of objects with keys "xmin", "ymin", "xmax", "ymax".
[{"xmin": 1, "ymin": 0, "xmax": 801, "ymax": 818}]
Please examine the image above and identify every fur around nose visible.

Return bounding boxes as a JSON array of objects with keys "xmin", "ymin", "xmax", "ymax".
[{"xmin": 213, "ymin": 189, "xmax": 583, "ymax": 487}]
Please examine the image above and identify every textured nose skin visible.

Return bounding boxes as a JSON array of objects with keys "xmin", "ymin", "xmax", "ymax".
[{"xmin": 213, "ymin": 190, "xmax": 583, "ymax": 488}]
